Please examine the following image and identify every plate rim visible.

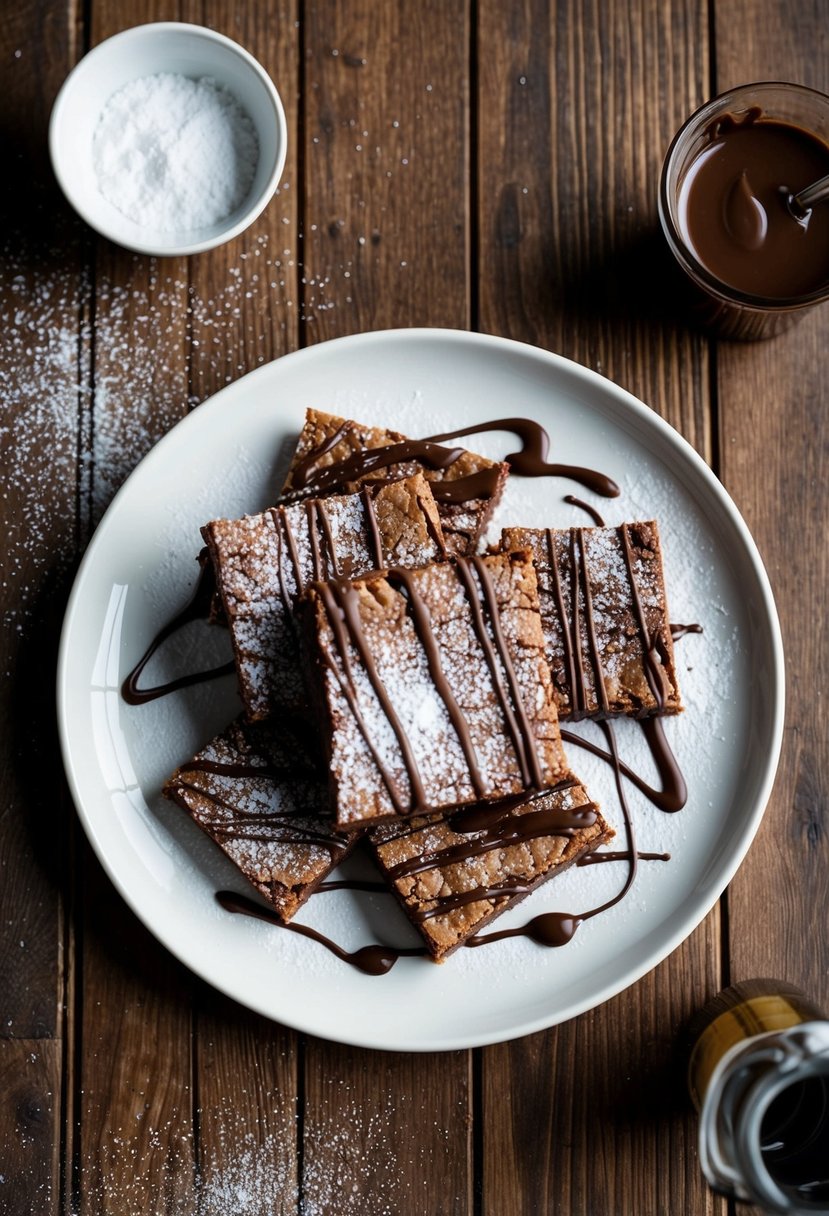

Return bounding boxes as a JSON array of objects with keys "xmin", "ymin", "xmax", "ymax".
[{"xmin": 56, "ymin": 326, "xmax": 786, "ymax": 1051}]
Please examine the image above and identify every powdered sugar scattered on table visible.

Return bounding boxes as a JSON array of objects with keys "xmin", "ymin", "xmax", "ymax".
[{"xmin": 0, "ymin": 225, "xmax": 308, "ymax": 648}]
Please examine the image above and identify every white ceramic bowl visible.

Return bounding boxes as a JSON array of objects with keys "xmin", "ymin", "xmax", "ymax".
[{"xmin": 49, "ymin": 22, "xmax": 287, "ymax": 256}]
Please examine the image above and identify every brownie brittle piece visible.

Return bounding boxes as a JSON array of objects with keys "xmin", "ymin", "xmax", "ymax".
[
  {"xmin": 501, "ymin": 522, "xmax": 681, "ymax": 720},
  {"xmin": 301, "ymin": 549, "xmax": 569, "ymax": 829},
  {"xmin": 368, "ymin": 777, "xmax": 614, "ymax": 960},
  {"xmin": 164, "ymin": 717, "xmax": 360, "ymax": 923},
  {"xmin": 282, "ymin": 408, "xmax": 509, "ymax": 556},
  {"xmin": 203, "ymin": 473, "xmax": 445, "ymax": 720}
]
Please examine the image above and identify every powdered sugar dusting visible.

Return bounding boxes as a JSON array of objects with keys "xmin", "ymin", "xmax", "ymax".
[
  {"xmin": 320, "ymin": 555, "xmax": 560, "ymax": 824},
  {"xmin": 93, "ymin": 74, "xmax": 258, "ymax": 233},
  {"xmin": 0, "ymin": 219, "xmax": 340, "ymax": 653},
  {"xmin": 46, "ymin": 1085, "xmax": 455, "ymax": 1216},
  {"xmin": 0, "ymin": 244, "xmax": 86, "ymax": 643}
]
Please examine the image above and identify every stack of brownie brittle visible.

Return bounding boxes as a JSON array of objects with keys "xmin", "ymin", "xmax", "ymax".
[{"xmin": 165, "ymin": 409, "xmax": 682, "ymax": 962}]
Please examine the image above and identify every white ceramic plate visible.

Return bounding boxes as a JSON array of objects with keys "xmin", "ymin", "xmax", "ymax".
[{"xmin": 57, "ymin": 328, "xmax": 784, "ymax": 1052}]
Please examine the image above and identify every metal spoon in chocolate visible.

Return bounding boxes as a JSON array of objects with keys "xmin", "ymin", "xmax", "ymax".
[{"xmin": 784, "ymin": 170, "xmax": 829, "ymax": 223}]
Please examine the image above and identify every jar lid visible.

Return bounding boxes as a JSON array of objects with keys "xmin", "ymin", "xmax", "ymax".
[{"xmin": 699, "ymin": 1022, "xmax": 829, "ymax": 1213}]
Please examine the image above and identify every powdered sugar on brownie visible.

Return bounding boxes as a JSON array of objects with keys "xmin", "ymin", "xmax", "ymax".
[
  {"xmin": 203, "ymin": 473, "xmax": 445, "ymax": 719},
  {"xmin": 303, "ymin": 551, "xmax": 568, "ymax": 827},
  {"xmin": 369, "ymin": 778, "xmax": 614, "ymax": 959},
  {"xmin": 502, "ymin": 521, "xmax": 681, "ymax": 719},
  {"xmin": 164, "ymin": 717, "xmax": 358, "ymax": 922}
]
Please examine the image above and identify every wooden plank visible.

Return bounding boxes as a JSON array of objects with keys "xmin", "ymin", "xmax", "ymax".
[
  {"xmin": 481, "ymin": 932, "xmax": 720, "ymax": 1215},
  {"xmin": 475, "ymin": 2, "xmax": 722, "ymax": 1213},
  {"xmin": 0, "ymin": 1, "xmax": 86, "ymax": 1213},
  {"xmin": 303, "ymin": 1043, "xmax": 472, "ymax": 1216},
  {"xmin": 713, "ymin": 8, "xmax": 829, "ymax": 1214},
  {"xmin": 74, "ymin": 865, "xmax": 196, "ymax": 1214},
  {"xmin": 179, "ymin": 6, "xmax": 305, "ymax": 1213},
  {"xmin": 0, "ymin": 1040, "xmax": 62, "ymax": 1214},
  {"xmin": 301, "ymin": 0, "xmax": 470, "ymax": 340},
  {"xmin": 298, "ymin": 3, "xmax": 474, "ymax": 1213},
  {"xmin": 477, "ymin": 0, "xmax": 712, "ymax": 454},
  {"xmin": 184, "ymin": 0, "xmax": 301, "ymax": 402},
  {"xmin": 0, "ymin": 0, "xmax": 82, "ymax": 1046},
  {"xmin": 74, "ymin": 2, "xmax": 198, "ymax": 1212},
  {"xmin": 191, "ymin": 993, "xmax": 300, "ymax": 1216}
]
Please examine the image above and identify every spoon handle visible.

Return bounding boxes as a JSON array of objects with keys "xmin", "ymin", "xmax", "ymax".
[{"xmin": 792, "ymin": 171, "xmax": 829, "ymax": 212}]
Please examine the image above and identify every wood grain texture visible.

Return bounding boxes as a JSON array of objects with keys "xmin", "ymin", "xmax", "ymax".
[
  {"xmin": 477, "ymin": 0, "xmax": 712, "ymax": 456},
  {"xmin": 0, "ymin": 2, "xmax": 85, "ymax": 1213},
  {"xmin": 184, "ymin": 0, "xmax": 302, "ymax": 402},
  {"xmin": 714, "ymin": 0, "xmax": 829, "ymax": 1029},
  {"xmin": 302, "ymin": 1043, "xmax": 472, "ymax": 1215},
  {"xmin": 75, "ymin": 857, "xmax": 196, "ymax": 1216},
  {"xmin": 0, "ymin": 1039, "xmax": 62, "ymax": 1215},
  {"xmin": 301, "ymin": 0, "xmax": 470, "ymax": 340},
  {"xmin": 192, "ymin": 990, "xmax": 301, "ymax": 1216},
  {"xmin": 479, "ymin": 928, "xmax": 724, "ymax": 1216},
  {"xmin": 0, "ymin": 0, "xmax": 80, "ymax": 1047}
]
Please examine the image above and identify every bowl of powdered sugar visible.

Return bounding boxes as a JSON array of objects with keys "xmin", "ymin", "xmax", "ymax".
[{"xmin": 49, "ymin": 22, "xmax": 287, "ymax": 256}]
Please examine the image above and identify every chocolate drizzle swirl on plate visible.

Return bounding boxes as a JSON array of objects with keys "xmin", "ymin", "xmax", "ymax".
[
  {"xmin": 289, "ymin": 416, "xmax": 621, "ymax": 501},
  {"xmin": 121, "ymin": 555, "xmax": 235, "ymax": 705}
]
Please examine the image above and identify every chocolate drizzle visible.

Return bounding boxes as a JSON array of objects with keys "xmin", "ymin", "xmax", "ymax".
[
  {"xmin": 456, "ymin": 556, "xmax": 544, "ymax": 788},
  {"xmin": 168, "ymin": 751, "xmax": 347, "ymax": 850},
  {"xmin": 545, "ymin": 528, "xmax": 580, "ymax": 717},
  {"xmin": 468, "ymin": 722, "xmax": 638, "ymax": 948},
  {"xmin": 289, "ymin": 416, "xmax": 620, "ymax": 501},
  {"xmin": 561, "ymin": 724, "xmax": 686, "ymax": 814},
  {"xmin": 288, "ymin": 418, "xmax": 354, "ymax": 487},
  {"xmin": 577, "ymin": 527, "xmax": 611, "ymax": 716},
  {"xmin": 317, "ymin": 579, "xmax": 428, "ymax": 815},
  {"xmin": 379, "ymin": 783, "xmax": 594, "ymax": 889},
  {"xmin": 271, "ymin": 485, "xmax": 393, "ymax": 600},
  {"xmin": 564, "ymin": 494, "xmax": 606, "ymax": 526},
  {"xmin": 121, "ymin": 557, "xmax": 235, "ymax": 705},
  {"xmin": 577, "ymin": 849, "xmax": 670, "ymax": 866},
  {"xmin": 360, "ymin": 486, "xmax": 384, "ymax": 567},
  {"xmin": 527, "ymin": 522, "xmax": 684, "ymax": 724},
  {"xmin": 388, "ymin": 797, "xmax": 600, "ymax": 924},
  {"xmin": 386, "ymin": 568, "xmax": 487, "ymax": 798},
  {"xmin": 619, "ymin": 523, "xmax": 671, "ymax": 712},
  {"xmin": 671, "ymin": 622, "xmax": 703, "ymax": 642},
  {"xmin": 291, "ymin": 435, "xmax": 472, "ymax": 495},
  {"xmin": 422, "ymin": 420, "xmax": 621, "ymax": 499},
  {"xmin": 216, "ymin": 890, "xmax": 426, "ymax": 975},
  {"xmin": 315, "ymin": 555, "xmax": 546, "ymax": 817}
]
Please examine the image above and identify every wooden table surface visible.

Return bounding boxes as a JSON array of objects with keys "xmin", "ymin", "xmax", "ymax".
[{"xmin": 2, "ymin": 2, "xmax": 827, "ymax": 1213}]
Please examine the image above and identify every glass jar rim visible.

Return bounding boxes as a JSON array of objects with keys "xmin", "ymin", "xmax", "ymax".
[{"xmin": 659, "ymin": 81, "xmax": 829, "ymax": 312}]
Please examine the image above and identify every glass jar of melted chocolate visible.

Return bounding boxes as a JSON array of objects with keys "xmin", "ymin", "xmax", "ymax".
[
  {"xmin": 687, "ymin": 979, "xmax": 829, "ymax": 1213},
  {"xmin": 660, "ymin": 82, "xmax": 829, "ymax": 339}
]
